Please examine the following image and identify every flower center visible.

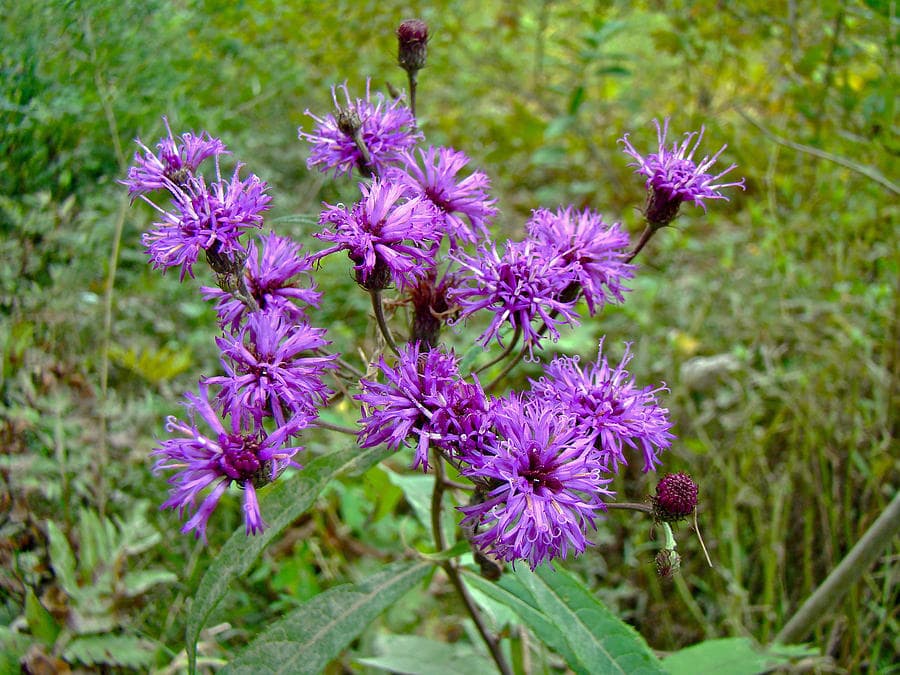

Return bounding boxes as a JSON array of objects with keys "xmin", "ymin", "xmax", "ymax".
[
  {"xmin": 219, "ymin": 433, "xmax": 263, "ymax": 482},
  {"xmin": 520, "ymin": 445, "xmax": 563, "ymax": 493}
]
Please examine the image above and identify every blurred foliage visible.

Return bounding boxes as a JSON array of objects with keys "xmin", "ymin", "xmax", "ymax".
[{"xmin": 1, "ymin": 0, "xmax": 897, "ymax": 672}]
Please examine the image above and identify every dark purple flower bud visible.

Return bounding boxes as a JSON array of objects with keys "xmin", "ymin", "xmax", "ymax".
[
  {"xmin": 408, "ymin": 268, "xmax": 459, "ymax": 347},
  {"xmin": 397, "ymin": 19, "xmax": 429, "ymax": 74},
  {"xmin": 655, "ymin": 548, "xmax": 681, "ymax": 578},
  {"xmin": 652, "ymin": 472, "xmax": 699, "ymax": 522}
]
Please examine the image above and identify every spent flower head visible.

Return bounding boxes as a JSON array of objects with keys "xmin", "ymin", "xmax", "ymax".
[
  {"xmin": 619, "ymin": 118, "xmax": 745, "ymax": 227},
  {"xmin": 153, "ymin": 383, "xmax": 303, "ymax": 540},
  {"xmin": 299, "ymin": 80, "xmax": 422, "ymax": 178}
]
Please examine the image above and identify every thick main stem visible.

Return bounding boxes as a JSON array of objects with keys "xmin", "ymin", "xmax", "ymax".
[{"xmin": 429, "ymin": 451, "xmax": 512, "ymax": 675}]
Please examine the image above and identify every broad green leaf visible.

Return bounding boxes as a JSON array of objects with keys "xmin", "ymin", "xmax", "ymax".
[
  {"xmin": 45, "ymin": 521, "xmax": 78, "ymax": 599},
  {"xmin": 664, "ymin": 638, "xmax": 817, "ymax": 675},
  {"xmin": 386, "ymin": 468, "xmax": 433, "ymax": 530},
  {"xmin": 24, "ymin": 587, "xmax": 60, "ymax": 646},
  {"xmin": 186, "ymin": 444, "xmax": 393, "ymax": 671},
  {"xmin": 223, "ymin": 559, "xmax": 432, "ymax": 674},
  {"xmin": 463, "ymin": 571, "xmax": 581, "ymax": 672},
  {"xmin": 121, "ymin": 569, "xmax": 178, "ymax": 597},
  {"xmin": 356, "ymin": 634, "xmax": 496, "ymax": 675},
  {"xmin": 517, "ymin": 566, "xmax": 666, "ymax": 674}
]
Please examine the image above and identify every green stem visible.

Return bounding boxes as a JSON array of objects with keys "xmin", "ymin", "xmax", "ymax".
[
  {"xmin": 370, "ymin": 289, "xmax": 401, "ymax": 356},
  {"xmin": 473, "ymin": 325, "xmax": 522, "ymax": 376}
]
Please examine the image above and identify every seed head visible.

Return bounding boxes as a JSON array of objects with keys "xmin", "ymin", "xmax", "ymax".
[{"xmin": 652, "ymin": 472, "xmax": 699, "ymax": 523}]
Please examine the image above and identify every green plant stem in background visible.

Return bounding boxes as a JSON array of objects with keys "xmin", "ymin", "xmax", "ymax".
[
  {"xmin": 774, "ymin": 489, "xmax": 900, "ymax": 645},
  {"xmin": 473, "ymin": 324, "xmax": 522, "ymax": 376},
  {"xmin": 370, "ymin": 289, "xmax": 401, "ymax": 356}
]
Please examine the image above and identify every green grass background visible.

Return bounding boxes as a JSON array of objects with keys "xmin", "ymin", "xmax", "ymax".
[{"xmin": 1, "ymin": 0, "xmax": 897, "ymax": 671}]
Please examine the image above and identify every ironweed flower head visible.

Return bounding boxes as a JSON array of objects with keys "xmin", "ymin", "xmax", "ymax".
[
  {"xmin": 141, "ymin": 163, "xmax": 271, "ymax": 281},
  {"xmin": 397, "ymin": 19, "xmax": 429, "ymax": 74},
  {"xmin": 531, "ymin": 341, "xmax": 674, "ymax": 472},
  {"xmin": 652, "ymin": 472, "xmax": 698, "ymax": 523},
  {"xmin": 357, "ymin": 342, "xmax": 474, "ymax": 471},
  {"xmin": 388, "ymin": 146, "xmax": 497, "ymax": 247},
  {"xmin": 202, "ymin": 232, "xmax": 321, "ymax": 332},
  {"xmin": 299, "ymin": 80, "xmax": 422, "ymax": 178},
  {"xmin": 315, "ymin": 179, "xmax": 440, "ymax": 290},
  {"xmin": 123, "ymin": 116, "xmax": 228, "ymax": 198},
  {"xmin": 458, "ymin": 395, "xmax": 613, "ymax": 570},
  {"xmin": 153, "ymin": 383, "xmax": 303, "ymax": 540},
  {"xmin": 619, "ymin": 118, "xmax": 745, "ymax": 227},
  {"xmin": 407, "ymin": 267, "xmax": 460, "ymax": 347},
  {"xmin": 451, "ymin": 240, "xmax": 580, "ymax": 360},
  {"xmin": 207, "ymin": 312, "xmax": 336, "ymax": 427},
  {"xmin": 527, "ymin": 207, "xmax": 634, "ymax": 315}
]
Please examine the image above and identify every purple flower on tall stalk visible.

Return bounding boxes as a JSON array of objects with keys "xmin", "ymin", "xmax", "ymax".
[
  {"xmin": 527, "ymin": 207, "xmax": 634, "ymax": 315},
  {"xmin": 299, "ymin": 80, "xmax": 422, "ymax": 178},
  {"xmin": 202, "ymin": 232, "xmax": 321, "ymax": 332},
  {"xmin": 619, "ymin": 118, "xmax": 745, "ymax": 226},
  {"xmin": 153, "ymin": 383, "xmax": 304, "ymax": 540},
  {"xmin": 458, "ymin": 395, "xmax": 613, "ymax": 570},
  {"xmin": 207, "ymin": 312, "xmax": 336, "ymax": 427},
  {"xmin": 531, "ymin": 341, "xmax": 674, "ymax": 472},
  {"xmin": 388, "ymin": 146, "xmax": 497, "ymax": 246},
  {"xmin": 123, "ymin": 116, "xmax": 228, "ymax": 198},
  {"xmin": 315, "ymin": 179, "xmax": 439, "ymax": 290},
  {"xmin": 140, "ymin": 163, "xmax": 271, "ymax": 280},
  {"xmin": 357, "ymin": 342, "xmax": 475, "ymax": 471},
  {"xmin": 451, "ymin": 240, "xmax": 580, "ymax": 360}
]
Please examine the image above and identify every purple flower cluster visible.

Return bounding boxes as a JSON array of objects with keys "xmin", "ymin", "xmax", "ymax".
[
  {"xmin": 127, "ymin": 120, "xmax": 340, "ymax": 538},
  {"xmin": 619, "ymin": 118, "xmax": 745, "ymax": 226},
  {"xmin": 356, "ymin": 341, "xmax": 671, "ymax": 569}
]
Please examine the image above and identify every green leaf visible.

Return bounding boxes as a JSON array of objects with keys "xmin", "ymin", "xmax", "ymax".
[
  {"xmin": 385, "ymin": 468, "xmax": 433, "ymax": 530},
  {"xmin": 418, "ymin": 539, "xmax": 471, "ymax": 562},
  {"xmin": 223, "ymin": 559, "xmax": 432, "ymax": 674},
  {"xmin": 62, "ymin": 634, "xmax": 156, "ymax": 669},
  {"xmin": 120, "ymin": 569, "xmax": 178, "ymax": 597},
  {"xmin": 663, "ymin": 638, "xmax": 817, "ymax": 675},
  {"xmin": 45, "ymin": 521, "xmax": 78, "ymax": 598},
  {"xmin": 356, "ymin": 634, "xmax": 496, "ymax": 675},
  {"xmin": 517, "ymin": 566, "xmax": 666, "ymax": 674},
  {"xmin": 462, "ymin": 571, "xmax": 582, "ymax": 672},
  {"xmin": 185, "ymin": 444, "xmax": 393, "ymax": 672},
  {"xmin": 24, "ymin": 587, "xmax": 60, "ymax": 646}
]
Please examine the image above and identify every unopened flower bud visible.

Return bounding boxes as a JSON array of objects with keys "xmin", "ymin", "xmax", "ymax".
[
  {"xmin": 652, "ymin": 472, "xmax": 699, "ymax": 523},
  {"xmin": 655, "ymin": 548, "xmax": 681, "ymax": 578},
  {"xmin": 397, "ymin": 19, "xmax": 429, "ymax": 74}
]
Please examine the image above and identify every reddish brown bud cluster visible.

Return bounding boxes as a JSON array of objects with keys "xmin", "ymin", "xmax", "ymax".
[
  {"xmin": 652, "ymin": 472, "xmax": 699, "ymax": 523},
  {"xmin": 397, "ymin": 19, "xmax": 429, "ymax": 74}
]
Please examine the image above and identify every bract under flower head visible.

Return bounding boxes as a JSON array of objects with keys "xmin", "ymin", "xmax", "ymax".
[
  {"xmin": 388, "ymin": 146, "xmax": 497, "ymax": 247},
  {"xmin": 531, "ymin": 340, "xmax": 674, "ymax": 472},
  {"xmin": 451, "ymin": 240, "xmax": 580, "ymax": 360},
  {"xmin": 527, "ymin": 207, "xmax": 634, "ymax": 315},
  {"xmin": 201, "ymin": 232, "xmax": 321, "ymax": 332},
  {"xmin": 315, "ymin": 179, "xmax": 440, "ymax": 290},
  {"xmin": 458, "ymin": 395, "xmax": 613, "ymax": 569},
  {"xmin": 619, "ymin": 118, "xmax": 745, "ymax": 225},
  {"xmin": 152, "ymin": 383, "xmax": 303, "ymax": 540},
  {"xmin": 299, "ymin": 80, "xmax": 422, "ymax": 178}
]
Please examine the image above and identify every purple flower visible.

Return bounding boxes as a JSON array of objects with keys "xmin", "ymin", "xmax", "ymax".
[
  {"xmin": 450, "ymin": 240, "xmax": 580, "ymax": 360},
  {"xmin": 299, "ymin": 80, "xmax": 422, "ymax": 178},
  {"xmin": 315, "ymin": 179, "xmax": 439, "ymax": 290},
  {"xmin": 123, "ymin": 116, "xmax": 228, "ymax": 199},
  {"xmin": 388, "ymin": 146, "xmax": 497, "ymax": 246},
  {"xmin": 527, "ymin": 207, "xmax": 634, "ymax": 315},
  {"xmin": 207, "ymin": 312, "xmax": 336, "ymax": 427},
  {"xmin": 530, "ymin": 341, "xmax": 674, "ymax": 472},
  {"xmin": 141, "ymin": 163, "xmax": 271, "ymax": 280},
  {"xmin": 619, "ymin": 118, "xmax": 745, "ymax": 226},
  {"xmin": 356, "ymin": 342, "xmax": 476, "ymax": 471},
  {"xmin": 458, "ymin": 395, "xmax": 613, "ymax": 569},
  {"xmin": 201, "ymin": 232, "xmax": 321, "ymax": 332},
  {"xmin": 153, "ymin": 383, "xmax": 304, "ymax": 540},
  {"xmin": 408, "ymin": 267, "xmax": 460, "ymax": 347}
]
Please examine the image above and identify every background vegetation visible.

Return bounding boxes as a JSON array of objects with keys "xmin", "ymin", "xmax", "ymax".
[{"xmin": 1, "ymin": 0, "xmax": 897, "ymax": 671}]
